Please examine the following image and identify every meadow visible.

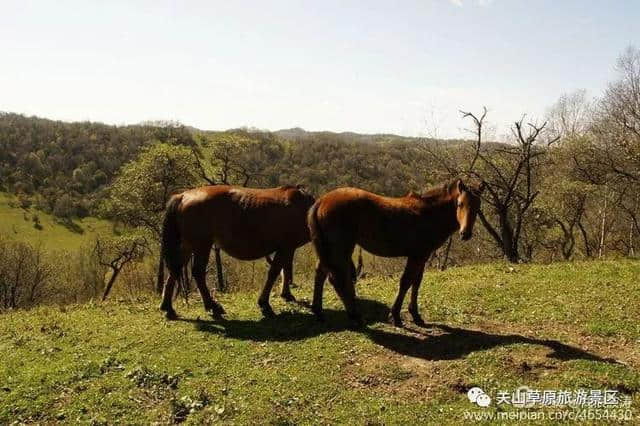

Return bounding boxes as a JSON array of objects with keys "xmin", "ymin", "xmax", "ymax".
[
  {"xmin": 1, "ymin": 260, "xmax": 638, "ymax": 424},
  {"xmin": 0, "ymin": 193, "xmax": 113, "ymax": 252}
]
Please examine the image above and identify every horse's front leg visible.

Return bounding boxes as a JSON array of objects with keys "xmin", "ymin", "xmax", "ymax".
[
  {"xmin": 390, "ymin": 257, "xmax": 426, "ymax": 327},
  {"xmin": 407, "ymin": 256, "xmax": 428, "ymax": 327},
  {"xmin": 193, "ymin": 247, "xmax": 225, "ymax": 318},
  {"xmin": 280, "ymin": 250, "xmax": 296, "ymax": 302}
]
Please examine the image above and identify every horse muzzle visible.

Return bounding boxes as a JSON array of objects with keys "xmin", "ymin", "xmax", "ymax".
[{"xmin": 460, "ymin": 230, "xmax": 472, "ymax": 241}]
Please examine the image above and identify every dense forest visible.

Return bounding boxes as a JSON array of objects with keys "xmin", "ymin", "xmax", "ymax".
[
  {"xmin": 1, "ymin": 46, "xmax": 639, "ymax": 310},
  {"xmin": 0, "ymin": 114, "xmax": 194, "ymax": 218}
]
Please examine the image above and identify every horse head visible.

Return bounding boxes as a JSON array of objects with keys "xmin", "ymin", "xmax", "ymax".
[
  {"xmin": 453, "ymin": 179, "xmax": 485, "ymax": 241},
  {"xmin": 286, "ymin": 184, "xmax": 316, "ymax": 211}
]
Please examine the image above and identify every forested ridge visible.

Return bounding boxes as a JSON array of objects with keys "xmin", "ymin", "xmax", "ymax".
[
  {"xmin": 0, "ymin": 112, "xmax": 450, "ymax": 216},
  {"xmin": 0, "ymin": 113, "xmax": 194, "ymax": 218}
]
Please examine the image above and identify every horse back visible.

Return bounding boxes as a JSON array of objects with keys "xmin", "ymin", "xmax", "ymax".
[
  {"xmin": 178, "ymin": 185, "xmax": 313, "ymax": 259},
  {"xmin": 314, "ymin": 187, "xmax": 447, "ymax": 257}
]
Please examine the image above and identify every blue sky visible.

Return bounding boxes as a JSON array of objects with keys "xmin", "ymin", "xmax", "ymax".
[{"xmin": 1, "ymin": 0, "xmax": 638, "ymax": 138}]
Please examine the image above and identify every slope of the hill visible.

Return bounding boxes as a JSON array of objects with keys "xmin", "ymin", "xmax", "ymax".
[
  {"xmin": 0, "ymin": 192, "xmax": 112, "ymax": 251},
  {"xmin": 1, "ymin": 261, "xmax": 639, "ymax": 424}
]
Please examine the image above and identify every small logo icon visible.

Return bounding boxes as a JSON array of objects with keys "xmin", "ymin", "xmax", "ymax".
[{"xmin": 468, "ymin": 387, "xmax": 491, "ymax": 407}]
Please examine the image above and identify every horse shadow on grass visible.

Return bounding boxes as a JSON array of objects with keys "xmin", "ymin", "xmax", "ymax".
[
  {"xmin": 176, "ymin": 298, "xmax": 389, "ymax": 342},
  {"xmin": 177, "ymin": 298, "xmax": 619, "ymax": 364}
]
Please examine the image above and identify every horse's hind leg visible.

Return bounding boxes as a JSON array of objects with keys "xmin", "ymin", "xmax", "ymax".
[
  {"xmin": 311, "ymin": 262, "xmax": 327, "ymax": 320},
  {"xmin": 193, "ymin": 246, "xmax": 225, "ymax": 317},
  {"xmin": 350, "ymin": 259, "xmax": 357, "ymax": 285},
  {"xmin": 258, "ymin": 250, "xmax": 285, "ymax": 318},
  {"xmin": 160, "ymin": 275, "xmax": 178, "ymax": 320},
  {"xmin": 160, "ymin": 248, "xmax": 190, "ymax": 319},
  {"xmin": 280, "ymin": 250, "xmax": 296, "ymax": 302},
  {"xmin": 332, "ymin": 260, "xmax": 361, "ymax": 327},
  {"xmin": 324, "ymin": 240, "xmax": 360, "ymax": 325},
  {"xmin": 319, "ymin": 238, "xmax": 361, "ymax": 326}
]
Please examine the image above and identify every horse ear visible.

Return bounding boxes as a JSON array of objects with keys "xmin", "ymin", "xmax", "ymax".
[{"xmin": 456, "ymin": 179, "xmax": 466, "ymax": 194}]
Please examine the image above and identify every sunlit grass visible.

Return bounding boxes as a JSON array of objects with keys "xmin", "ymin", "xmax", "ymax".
[
  {"xmin": 1, "ymin": 260, "xmax": 639, "ymax": 424},
  {"xmin": 0, "ymin": 192, "xmax": 113, "ymax": 251}
]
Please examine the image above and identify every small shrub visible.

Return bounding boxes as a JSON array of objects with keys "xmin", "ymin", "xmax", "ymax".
[
  {"xmin": 125, "ymin": 366, "xmax": 179, "ymax": 389},
  {"xmin": 32, "ymin": 214, "xmax": 43, "ymax": 230},
  {"xmin": 18, "ymin": 195, "xmax": 31, "ymax": 209},
  {"xmin": 0, "ymin": 239, "xmax": 52, "ymax": 310}
]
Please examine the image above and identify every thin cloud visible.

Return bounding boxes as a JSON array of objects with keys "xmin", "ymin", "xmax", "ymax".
[{"xmin": 449, "ymin": 0, "xmax": 464, "ymax": 7}]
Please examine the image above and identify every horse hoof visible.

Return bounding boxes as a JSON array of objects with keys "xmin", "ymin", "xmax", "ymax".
[
  {"xmin": 412, "ymin": 316, "xmax": 426, "ymax": 327},
  {"xmin": 208, "ymin": 310, "xmax": 224, "ymax": 320},
  {"xmin": 205, "ymin": 300, "xmax": 226, "ymax": 313},
  {"xmin": 207, "ymin": 303, "xmax": 226, "ymax": 319},
  {"xmin": 164, "ymin": 309, "xmax": 178, "ymax": 320},
  {"xmin": 389, "ymin": 314, "xmax": 403, "ymax": 328},
  {"xmin": 311, "ymin": 306, "xmax": 325, "ymax": 322},
  {"xmin": 260, "ymin": 305, "xmax": 276, "ymax": 318},
  {"xmin": 281, "ymin": 293, "xmax": 296, "ymax": 303}
]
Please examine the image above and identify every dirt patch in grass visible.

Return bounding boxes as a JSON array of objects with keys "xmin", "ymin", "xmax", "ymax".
[{"xmin": 341, "ymin": 317, "xmax": 640, "ymax": 406}]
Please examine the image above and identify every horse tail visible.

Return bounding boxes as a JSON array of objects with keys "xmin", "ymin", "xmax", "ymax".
[
  {"xmin": 307, "ymin": 201, "xmax": 331, "ymax": 268},
  {"xmin": 160, "ymin": 194, "xmax": 184, "ymax": 285},
  {"xmin": 308, "ymin": 201, "xmax": 358, "ymax": 285}
]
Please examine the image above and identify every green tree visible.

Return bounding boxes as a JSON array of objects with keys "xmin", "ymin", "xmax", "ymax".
[
  {"xmin": 102, "ymin": 143, "xmax": 201, "ymax": 292},
  {"xmin": 53, "ymin": 194, "xmax": 75, "ymax": 220},
  {"xmin": 102, "ymin": 143, "xmax": 200, "ymax": 238}
]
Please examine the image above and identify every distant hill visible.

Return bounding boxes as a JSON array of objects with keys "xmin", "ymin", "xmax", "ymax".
[
  {"xmin": 273, "ymin": 127, "xmax": 467, "ymax": 147},
  {"xmin": 273, "ymin": 127, "xmax": 422, "ymax": 144},
  {"xmin": 205, "ymin": 126, "xmax": 465, "ymax": 146}
]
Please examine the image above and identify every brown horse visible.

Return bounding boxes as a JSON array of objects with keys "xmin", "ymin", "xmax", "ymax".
[
  {"xmin": 159, "ymin": 184, "xmax": 315, "ymax": 319},
  {"xmin": 308, "ymin": 179, "xmax": 484, "ymax": 327}
]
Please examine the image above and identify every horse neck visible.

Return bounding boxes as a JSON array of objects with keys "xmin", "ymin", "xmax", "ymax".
[{"xmin": 419, "ymin": 193, "xmax": 459, "ymax": 239}]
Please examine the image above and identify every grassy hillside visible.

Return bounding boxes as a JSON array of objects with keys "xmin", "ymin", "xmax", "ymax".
[
  {"xmin": 0, "ymin": 193, "xmax": 113, "ymax": 251},
  {"xmin": 1, "ymin": 261, "xmax": 639, "ymax": 424}
]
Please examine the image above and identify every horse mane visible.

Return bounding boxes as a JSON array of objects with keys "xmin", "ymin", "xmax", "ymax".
[
  {"xmin": 419, "ymin": 180, "xmax": 458, "ymax": 202},
  {"xmin": 279, "ymin": 184, "xmax": 307, "ymax": 192},
  {"xmin": 280, "ymin": 184, "xmax": 314, "ymax": 199},
  {"xmin": 279, "ymin": 184, "xmax": 298, "ymax": 190}
]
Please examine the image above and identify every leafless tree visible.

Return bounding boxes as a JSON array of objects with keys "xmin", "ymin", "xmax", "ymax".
[
  {"xmin": 546, "ymin": 89, "xmax": 594, "ymax": 139},
  {"xmin": 95, "ymin": 236, "xmax": 147, "ymax": 301},
  {"xmin": 423, "ymin": 108, "xmax": 557, "ymax": 262},
  {"xmin": 0, "ymin": 240, "xmax": 52, "ymax": 309},
  {"xmin": 568, "ymin": 47, "xmax": 640, "ymax": 257}
]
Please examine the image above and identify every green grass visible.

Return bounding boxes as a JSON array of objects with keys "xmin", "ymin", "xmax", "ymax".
[
  {"xmin": 0, "ymin": 193, "xmax": 113, "ymax": 251},
  {"xmin": 1, "ymin": 260, "xmax": 639, "ymax": 424}
]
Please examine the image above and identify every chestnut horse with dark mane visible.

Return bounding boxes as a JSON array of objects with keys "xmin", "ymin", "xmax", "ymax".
[
  {"xmin": 308, "ymin": 179, "xmax": 484, "ymax": 327},
  {"xmin": 159, "ymin": 185, "xmax": 315, "ymax": 319}
]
